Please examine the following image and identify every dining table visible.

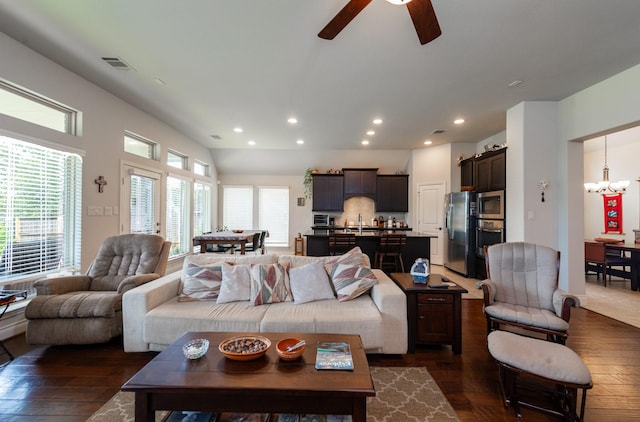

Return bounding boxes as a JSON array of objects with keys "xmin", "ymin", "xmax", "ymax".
[
  {"xmin": 192, "ymin": 231, "xmax": 257, "ymax": 255},
  {"xmin": 605, "ymin": 242, "xmax": 640, "ymax": 291}
]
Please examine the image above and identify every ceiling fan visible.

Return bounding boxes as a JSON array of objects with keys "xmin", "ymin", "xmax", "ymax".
[{"xmin": 318, "ymin": 0, "xmax": 441, "ymax": 45}]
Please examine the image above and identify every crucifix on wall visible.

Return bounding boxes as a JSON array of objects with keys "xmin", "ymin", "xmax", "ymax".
[{"xmin": 94, "ymin": 176, "xmax": 107, "ymax": 193}]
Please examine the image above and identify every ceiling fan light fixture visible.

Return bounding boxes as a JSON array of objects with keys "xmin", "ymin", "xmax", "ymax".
[{"xmin": 386, "ymin": 0, "xmax": 412, "ymax": 5}]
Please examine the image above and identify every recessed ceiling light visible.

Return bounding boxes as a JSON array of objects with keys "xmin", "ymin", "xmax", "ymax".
[
  {"xmin": 508, "ymin": 80, "xmax": 523, "ymax": 87},
  {"xmin": 248, "ymin": 140, "xmax": 255, "ymax": 146},
  {"xmin": 296, "ymin": 139, "xmax": 304, "ymax": 145},
  {"xmin": 152, "ymin": 78, "xmax": 165, "ymax": 85},
  {"xmin": 362, "ymin": 140, "xmax": 370, "ymax": 145},
  {"xmin": 288, "ymin": 117, "xmax": 298, "ymax": 124},
  {"xmin": 424, "ymin": 140, "xmax": 432, "ymax": 145},
  {"xmin": 234, "ymin": 127, "xmax": 243, "ymax": 133},
  {"xmin": 372, "ymin": 118, "xmax": 383, "ymax": 125},
  {"xmin": 453, "ymin": 118, "xmax": 465, "ymax": 125},
  {"xmin": 366, "ymin": 130, "xmax": 375, "ymax": 136}
]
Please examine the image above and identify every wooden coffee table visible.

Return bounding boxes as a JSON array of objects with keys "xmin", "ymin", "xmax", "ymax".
[{"xmin": 121, "ymin": 332, "xmax": 375, "ymax": 422}]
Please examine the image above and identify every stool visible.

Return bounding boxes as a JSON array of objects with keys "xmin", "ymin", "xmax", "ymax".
[
  {"xmin": 328, "ymin": 233, "xmax": 356, "ymax": 256},
  {"xmin": 487, "ymin": 331, "xmax": 592, "ymax": 421},
  {"xmin": 374, "ymin": 233, "xmax": 406, "ymax": 273}
]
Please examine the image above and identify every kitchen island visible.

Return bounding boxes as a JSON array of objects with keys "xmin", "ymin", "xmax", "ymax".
[{"xmin": 305, "ymin": 229, "xmax": 435, "ymax": 272}]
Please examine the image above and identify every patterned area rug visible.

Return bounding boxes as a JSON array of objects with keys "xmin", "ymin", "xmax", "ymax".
[{"xmin": 87, "ymin": 367, "xmax": 459, "ymax": 422}]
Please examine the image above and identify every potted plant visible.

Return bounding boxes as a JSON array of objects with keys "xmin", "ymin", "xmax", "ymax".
[{"xmin": 303, "ymin": 168, "xmax": 313, "ymax": 199}]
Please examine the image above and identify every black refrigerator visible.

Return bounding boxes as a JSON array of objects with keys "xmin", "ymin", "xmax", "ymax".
[{"xmin": 444, "ymin": 191, "xmax": 476, "ymax": 278}]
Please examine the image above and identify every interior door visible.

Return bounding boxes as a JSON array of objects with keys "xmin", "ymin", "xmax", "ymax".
[{"xmin": 417, "ymin": 182, "xmax": 446, "ymax": 265}]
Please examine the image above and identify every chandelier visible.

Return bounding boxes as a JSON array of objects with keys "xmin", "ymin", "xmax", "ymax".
[{"xmin": 584, "ymin": 136, "xmax": 630, "ymax": 193}]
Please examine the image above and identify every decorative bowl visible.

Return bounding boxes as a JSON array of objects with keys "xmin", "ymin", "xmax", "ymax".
[
  {"xmin": 182, "ymin": 338, "xmax": 209, "ymax": 360},
  {"xmin": 219, "ymin": 335, "xmax": 271, "ymax": 361},
  {"xmin": 276, "ymin": 338, "xmax": 305, "ymax": 361},
  {"xmin": 232, "ymin": 229, "xmax": 244, "ymax": 233}
]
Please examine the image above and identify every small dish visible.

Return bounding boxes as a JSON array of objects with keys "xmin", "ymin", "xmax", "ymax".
[
  {"xmin": 276, "ymin": 337, "xmax": 306, "ymax": 361},
  {"xmin": 232, "ymin": 229, "xmax": 244, "ymax": 233},
  {"xmin": 219, "ymin": 335, "xmax": 271, "ymax": 361},
  {"xmin": 183, "ymin": 338, "xmax": 209, "ymax": 360}
]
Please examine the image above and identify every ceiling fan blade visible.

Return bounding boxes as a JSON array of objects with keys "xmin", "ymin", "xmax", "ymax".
[
  {"xmin": 406, "ymin": 0, "xmax": 442, "ymax": 45},
  {"xmin": 318, "ymin": 0, "xmax": 373, "ymax": 40}
]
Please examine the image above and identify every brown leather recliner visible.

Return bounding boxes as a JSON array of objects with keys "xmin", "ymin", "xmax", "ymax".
[{"xmin": 25, "ymin": 234, "xmax": 171, "ymax": 345}]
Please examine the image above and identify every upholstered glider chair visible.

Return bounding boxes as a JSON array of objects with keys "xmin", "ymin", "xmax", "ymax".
[
  {"xmin": 25, "ymin": 234, "xmax": 171, "ymax": 345},
  {"xmin": 480, "ymin": 242, "xmax": 580, "ymax": 344}
]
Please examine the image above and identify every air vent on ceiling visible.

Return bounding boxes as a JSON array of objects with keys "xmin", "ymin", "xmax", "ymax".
[
  {"xmin": 101, "ymin": 57, "xmax": 134, "ymax": 71},
  {"xmin": 210, "ymin": 135, "xmax": 222, "ymax": 140},
  {"xmin": 432, "ymin": 129, "xmax": 446, "ymax": 134}
]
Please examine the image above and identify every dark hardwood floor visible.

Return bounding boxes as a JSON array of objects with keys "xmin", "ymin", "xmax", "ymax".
[{"xmin": 0, "ymin": 299, "xmax": 639, "ymax": 421}]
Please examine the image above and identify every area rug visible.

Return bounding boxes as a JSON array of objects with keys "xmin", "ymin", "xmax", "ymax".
[
  {"xmin": 86, "ymin": 367, "xmax": 459, "ymax": 422},
  {"xmin": 583, "ymin": 280, "xmax": 640, "ymax": 328}
]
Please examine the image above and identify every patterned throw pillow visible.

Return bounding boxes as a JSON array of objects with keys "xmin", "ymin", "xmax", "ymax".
[
  {"xmin": 330, "ymin": 264, "xmax": 379, "ymax": 302},
  {"xmin": 323, "ymin": 246, "xmax": 369, "ymax": 275},
  {"xmin": 250, "ymin": 262, "xmax": 292, "ymax": 306},
  {"xmin": 289, "ymin": 260, "xmax": 336, "ymax": 304},
  {"xmin": 216, "ymin": 263, "xmax": 252, "ymax": 303},
  {"xmin": 178, "ymin": 262, "xmax": 224, "ymax": 302}
]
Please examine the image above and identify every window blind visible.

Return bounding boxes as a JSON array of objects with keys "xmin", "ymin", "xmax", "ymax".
[
  {"xmin": 166, "ymin": 176, "xmax": 190, "ymax": 257},
  {"xmin": 223, "ymin": 186, "xmax": 253, "ymax": 231},
  {"xmin": 0, "ymin": 135, "xmax": 82, "ymax": 289},
  {"xmin": 259, "ymin": 187, "xmax": 289, "ymax": 247}
]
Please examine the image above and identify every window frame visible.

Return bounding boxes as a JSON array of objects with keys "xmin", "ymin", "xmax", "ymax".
[{"xmin": 124, "ymin": 131, "xmax": 158, "ymax": 160}]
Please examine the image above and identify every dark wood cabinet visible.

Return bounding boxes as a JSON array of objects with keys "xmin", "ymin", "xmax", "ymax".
[
  {"xmin": 471, "ymin": 148, "xmax": 506, "ymax": 192},
  {"xmin": 311, "ymin": 174, "xmax": 344, "ymax": 211},
  {"xmin": 460, "ymin": 158, "xmax": 474, "ymax": 187},
  {"xmin": 390, "ymin": 273, "xmax": 467, "ymax": 354},
  {"xmin": 343, "ymin": 168, "xmax": 377, "ymax": 199},
  {"xmin": 376, "ymin": 175, "xmax": 408, "ymax": 212}
]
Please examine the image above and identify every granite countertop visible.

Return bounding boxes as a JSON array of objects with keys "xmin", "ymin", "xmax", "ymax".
[{"xmin": 305, "ymin": 230, "xmax": 435, "ymax": 238}]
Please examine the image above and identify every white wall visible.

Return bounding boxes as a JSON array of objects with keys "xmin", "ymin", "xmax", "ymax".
[{"xmin": 0, "ymin": 32, "xmax": 216, "ymax": 270}]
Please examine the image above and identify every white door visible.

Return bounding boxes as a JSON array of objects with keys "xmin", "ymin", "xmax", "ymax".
[
  {"xmin": 121, "ymin": 164, "xmax": 162, "ymax": 235},
  {"xmin": 417, "ymin": 182, "xmax": 446, "ymax": 265}
]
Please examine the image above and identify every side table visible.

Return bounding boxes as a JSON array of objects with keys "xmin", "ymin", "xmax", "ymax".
[
  {"xmin": 0, "ymin": 290, "xmax": 28, "ymax": 361},
  {"xmin": 390, "ymin": 273, "xmax": 467, "ymax": 354}
]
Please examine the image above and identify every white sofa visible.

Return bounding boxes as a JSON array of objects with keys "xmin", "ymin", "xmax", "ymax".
[{"xmin": 123, "ymin": 252, "xmax": 408, "ymax": 354}]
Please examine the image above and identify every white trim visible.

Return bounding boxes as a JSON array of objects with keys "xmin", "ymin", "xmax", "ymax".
[{"xmin": 0, "ymin": 128, "xmax": 85, "ymax": 156}]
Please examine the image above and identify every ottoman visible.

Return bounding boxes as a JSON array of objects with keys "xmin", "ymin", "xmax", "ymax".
[{"xmin": 487, "ymin": 330, "xmax": 592, "ymax": 421}]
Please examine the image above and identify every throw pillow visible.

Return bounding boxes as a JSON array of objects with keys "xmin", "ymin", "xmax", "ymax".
[
  {"xmin": 178, "ymin": 261, "xmax": 224, "ymax": 302},
  {"xmin": 330, "ymin": 264, "xmax": 379, "ymax": 302},
  {"xmin": 289, "ymin": 260, "xmax": 336, "ymax": 304},
  {"xmin": 323, "ymin": 246, "xmax": 369, "ymax": 275},
  {"xmin": 250, "ymin": 262, "xmax": 292, "ymax": 306},
  {"xmin": 216, "ymin": 263, "xmax": 252, "ymax": 303}
]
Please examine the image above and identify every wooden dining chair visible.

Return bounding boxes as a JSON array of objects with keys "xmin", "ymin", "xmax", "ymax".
[{"xmin": 584, "ymin": 241, "xmax": 631, "ymax": 287}]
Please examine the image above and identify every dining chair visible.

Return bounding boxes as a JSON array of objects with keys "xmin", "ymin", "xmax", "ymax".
[{"xmin": 585, "ymin": 240, "xmax": 631, "ymax": 286}]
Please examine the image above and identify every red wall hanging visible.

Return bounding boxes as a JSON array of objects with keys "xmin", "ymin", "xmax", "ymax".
[{"xmin": 602, "ymin": 193, "xmax": 623, "ymax": 234}]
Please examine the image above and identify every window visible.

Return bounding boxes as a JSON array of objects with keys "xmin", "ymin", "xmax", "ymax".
[
  {"xmin": 194, "ymin": 160, "xmax": 208, "ymax": 176},
  {"xmin": 124, "ymin": 166, "xmax": 161, "ymax": 235},
  {"xmin": 167, "ymin": 150, "xmax": 187, "ymax": 170},
  {"xmin": 223, "ymin": 186, "xmax": 253, "ymax": 230},
  {"xmin": 259, "ymin": 187, "xmax": 289, "ymax": 247},
  {"xmin": 0, "ymin": 80, "xmax": 77, "ymax": 134},
  {"xmin": 194, "ymin": 182, "xmax": 211, "ymax": 236},
  {"xmin": 124, "ymin": 132, "xmax": 157, "ymax": 160},
  {"xmin": 166, "ymin": 176, "xmax": 190, "ymax": 257},
  {"xmin": 0, "ymin": 134, "xmax": 82, "ymax": 292}
]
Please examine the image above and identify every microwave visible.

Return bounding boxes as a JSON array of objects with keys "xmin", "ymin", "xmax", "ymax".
[
  {"xmin": 313, "ymin": 214, "xmax": 330, "ymax": 226},
  {"xmin": 477, "ymin": 190, "xmax": 504, "ymax": 219}
]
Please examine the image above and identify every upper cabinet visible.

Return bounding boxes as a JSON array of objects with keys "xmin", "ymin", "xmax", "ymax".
[
  {"xmin": 376, "ymin": 175, "xmax": 409, "ymax": 212},
  {"xmin": 474, "ymin": 149, "xmax": 506, "ymax": 192},
  {"xmin": 343, "ymin": 168, "xmax": 377, "ymax": 199},
  {"xmin": 461, "ymin": 148, "xmax": 506, "ymax": 192},
  {"xmin": 312, "ymin": 174, "xmax": 344, "ymax": 211}
]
